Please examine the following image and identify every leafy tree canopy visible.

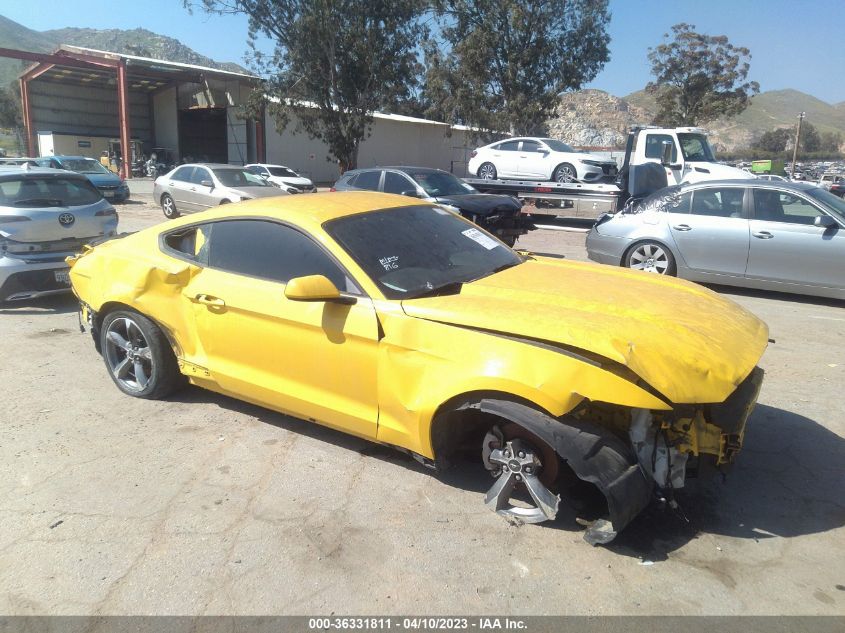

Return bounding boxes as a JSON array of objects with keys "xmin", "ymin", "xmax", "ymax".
[
  {"xmin": 190, "ymin": 0, "xmax": 429, "ymax": 171},
  {"xmin": 424, "ymin": 0, "xmax": 610, "ymax": 137},
  {"xmin": 647, "ymin": 23, "xmax": 759, "ymax": 126}
]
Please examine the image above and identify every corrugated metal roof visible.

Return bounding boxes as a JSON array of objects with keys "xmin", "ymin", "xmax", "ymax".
[{"xmin": 61, "ymin": 45, "xmax": 258, "ymax": 80}]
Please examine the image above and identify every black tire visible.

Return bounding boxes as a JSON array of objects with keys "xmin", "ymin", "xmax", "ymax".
[
  {"xmin": 100, "ymin": 309, "xmax": 185, "ymax": 399},
  {"xmin": 624, "ymin": 240, "xmax": 677, "ymax": 276},
  {"xmin": 553, "ymin": 163, "xmax": 578, "ymax": 183},
  {"xmin": 477, "ymin": 162, "xmax": 497, "ymax": 180},
  {"xmin": 219, "ymin": 199, "xmax": 231, "ymax": 205},
  {"xmin": 161, "ymin": 193, "xmax": 179, "ymax": 218}
]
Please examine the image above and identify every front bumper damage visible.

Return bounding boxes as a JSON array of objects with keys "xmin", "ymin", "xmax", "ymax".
[{"xmin": 473, "ymin": 366, "xmax": 764, "ymax": 545}]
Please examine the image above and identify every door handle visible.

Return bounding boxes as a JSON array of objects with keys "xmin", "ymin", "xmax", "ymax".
[
  {"xmin": 195, "ymin": 294, "xmax": 225, "ymax": 306},
  {"xmin": 752, "ymin": 231, "xmax": 774, "ymax": 239},
  {"xmin": 672, "ymin": 224, "xmax": 692, "ymax": 231}
]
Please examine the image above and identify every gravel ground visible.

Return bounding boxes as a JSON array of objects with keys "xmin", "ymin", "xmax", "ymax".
[{"xmin": 0, "ymin": 195, "xmax": 843, "ymax": 616}]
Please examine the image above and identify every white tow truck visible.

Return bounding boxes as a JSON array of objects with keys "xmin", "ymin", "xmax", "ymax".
[{"xmin": 463, "ymin": 126, "xmax": 754, "ymax": 220}]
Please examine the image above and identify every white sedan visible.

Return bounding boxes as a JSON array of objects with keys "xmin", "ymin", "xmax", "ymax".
[
  {"xmin": 245, "ymin": 163, "xmax": 317, "ymax": 193},
  {"xmin": 467, "ymin": 137, "xmax": 618, "ymax": 183}
]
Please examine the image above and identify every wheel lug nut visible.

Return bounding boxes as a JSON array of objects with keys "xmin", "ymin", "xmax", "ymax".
[
  {"xmin": 504, "ymin": 451, "xmax": 511, "ymax": 458},
  {"xmin": 518, "ymin": 451, "xmax": 525, "ymax": 458},
  {"xmin": 515, "ymin": 474, "xmax": 522, "ymax": 481}
]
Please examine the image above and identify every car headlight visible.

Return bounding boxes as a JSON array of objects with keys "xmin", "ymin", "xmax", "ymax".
[{"xmin": 581, "ymin": 160, "xmax": 604, "ymax": 167}]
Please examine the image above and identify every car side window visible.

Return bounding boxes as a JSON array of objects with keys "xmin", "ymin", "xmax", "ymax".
[
  {"xmin": 644, "ymin": 134, "xmax": 678, "ymax": 163},
  {"xmin": 163, "ymin": 225, "xmax": 212, "ymax": 264},
  {"xmin": 205, "ymin": 220, "xmax": 358, "ymax": 292},
  {"xmin": 171, "ymin": 166, "xmax": 194, "ymax": 182},
  {"xmin": 191, "ymin": 167, "xmax": 211, "ymax": 185},
  {"xmin": 753, "ymin": 189, "xmax": 823, "ymax": 225},
  {"xmin": 383, "ymin": 172, "xmax": 414, "ymax": 195},
  {"xmin": 665, "ymin": 191, "xmax": 692, "ymax": 213},
  {"xmin": 690, "ymin": 188, "xmax": 745, "ymax": 218},
  {"xmin": 354, "ymin": 170, "xmax": 381, "ymax": 191},
  {"xmin": 497, "ymin": 141, "xmax": 520, "ymax": 151},
  {"xmin": 520, "ymin": 140, "xmax": 542, "ymax": 152}
]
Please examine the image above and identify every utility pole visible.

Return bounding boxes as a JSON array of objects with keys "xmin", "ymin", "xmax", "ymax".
[{"xmin": 790, "ymin": 111, "xmax": 805, "ymax": 179}]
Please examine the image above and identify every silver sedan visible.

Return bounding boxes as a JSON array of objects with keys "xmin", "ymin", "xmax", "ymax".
[
  {"xmin": 153, "ymin": 163, "xmax": 288, "ymax": 219},
  {"xmin": 586, "ymin": 179, "xmax": 845, "ymax": 300}
]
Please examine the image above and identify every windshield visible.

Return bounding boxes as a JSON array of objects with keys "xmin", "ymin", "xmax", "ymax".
[
  {"xmin": 58, "ymin": 158, "xmax": 111, "ymax": 175},
  {"xmin": 212, "ymin": 168, "xmax": 272, "ymax": 187},
  {"xmin": 541, "ymin": 139, "xmax": 576, "ymax": 153},
  {"xmin": 267, "ymin": 166, "xmax": 299, "ymax": 177},
  {"xmin": 806, "ymin": 187, "xmax": 845, "ymax": 222},
  {"xmin": 0, "ymin": 176, "xmax": 102, "ymax": 207},
  {"xmin": 677, "ymin": 133, "xmax": 716, "ymax": 162},
  {"xmin": 410, "ymin": 171, "xmax": 476, "ymax": 196},
  {"xmin": 324, "ymin": 205, "xmax": 522, "ymax": 299}
]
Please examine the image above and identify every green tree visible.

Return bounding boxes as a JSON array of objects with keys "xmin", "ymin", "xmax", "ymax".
[
  {"xmin": 752, "ymin": 128, "xmax": 791, "ymax": 154},
  {"xmin": 647, "ymin": 23, "xmax": 759, "ymax": 126},
  {"xmin": 424, "ymin": 0, "xmax": 610, "ymax": 137},
  {"xmin": 190, "ymin": 0, "xmax": 429, "ymax": 171},
  {"xmin": 819, "ymin": 130, "xmax": 843, "ymax": 154},
  {"xmin": 799, "ymin": 121, "xmax": 821, "ymax": 153},
  {"xmin": 0, "ymin": 85, "xmax": 21, "ymax": 130}
]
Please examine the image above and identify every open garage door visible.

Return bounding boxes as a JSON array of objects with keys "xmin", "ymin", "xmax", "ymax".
[{"xmin": 178, "ymin": 107, "xmax": 227, "ymax": 163}]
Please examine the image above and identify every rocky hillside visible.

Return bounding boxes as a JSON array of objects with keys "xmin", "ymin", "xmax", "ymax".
[
  {"xmin": 0, "ymin": 15, "xmax": 248, "ymax": 89},
  {"xmin": 546, "ymin": 89, "xmax": 650, "ymax": 148},
  {"xmin": 550, "ymin": 88, "xmax": 845, "ymax": 152}
]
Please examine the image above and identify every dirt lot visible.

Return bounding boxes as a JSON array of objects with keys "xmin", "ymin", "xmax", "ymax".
[{"xmin": 1, "ymin": 198, "xmax": 843, "ymax": 615}]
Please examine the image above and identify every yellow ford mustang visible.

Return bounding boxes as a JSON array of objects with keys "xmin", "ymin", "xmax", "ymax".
[{"xmin": 68, "ymin": 192, "xmax": 768, "ymax": 544}]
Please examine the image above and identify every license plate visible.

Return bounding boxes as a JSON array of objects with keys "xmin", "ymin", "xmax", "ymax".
[
  {"xmin": 54, "ymin": 270, "xmax": 70, "ymax": 285},
  {"xmin": 103, "ymin": 191, "xmax": 114, "ymax": 198}
]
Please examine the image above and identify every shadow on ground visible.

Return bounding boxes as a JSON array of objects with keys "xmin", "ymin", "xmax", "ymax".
[
  {"xmin": 0, "ymin": 293, "xmax": 80, "ymax": 315},
  {"xmin": 168, "ymin": 388, "xmax": 845, "ymax": 557}
]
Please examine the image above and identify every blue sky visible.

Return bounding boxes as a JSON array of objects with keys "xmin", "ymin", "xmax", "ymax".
[{"xmin": 3, "ymin": 0, "xmax": 843, "ymax": 104}]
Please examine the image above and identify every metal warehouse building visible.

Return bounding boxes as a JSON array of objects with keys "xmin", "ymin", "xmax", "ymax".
[
  {"xmin": 5, "ymin": 45, "xmax": 261, "ymax": 177},
  {"xmin": 4, "ymin": 45, "xmax": 474, "ymax": 182}
]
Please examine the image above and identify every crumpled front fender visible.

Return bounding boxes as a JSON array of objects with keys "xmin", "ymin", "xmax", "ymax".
[{"xmin": 471, "ymin": 399, "xmax": 652, "ymax": 545}]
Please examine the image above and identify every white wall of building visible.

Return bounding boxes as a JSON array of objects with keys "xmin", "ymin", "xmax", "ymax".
[
  {"xmin": 264, "ymin": 111, "xmax": 473, "ymax": 183},
  {"xmin": 152, "ymin": 87, "xmax": 179, "ymax": 154}
]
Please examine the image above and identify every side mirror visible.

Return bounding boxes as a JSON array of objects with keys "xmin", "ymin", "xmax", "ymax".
[
  {"xmin": 814, "ymin": 215, "xmax": 837, "ymax": 228},
  {"xmin": 660, "ymin": 141, "xmax": 674, "ymax": 166},
  {"xmin": 200, "ymin": 179, "xmax": 214, "ymax": 188},
  {"xmin": 401, "ymin": 189, "xmax": 422, "ymax": 198},
  {"xmin": 285, "ymin": 274, "xmax": 348, "ymax": 303}
]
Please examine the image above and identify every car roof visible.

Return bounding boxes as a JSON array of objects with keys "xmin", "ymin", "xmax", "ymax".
[
  {"xmin": 178, "ymin": 163, "xmax": 239, "ymax": 169},
  {"xmin": 680, "ymin": 178, "xmax": 819, "ymax": 192},
  {"xmin": 0, "ymin": 166, "xmax": 85, "ymax": 180},
  {"xmin": 162, "ymin": 191, "xmax": 424, "ymax": 227},
  {"xmin": 48, "ymin": 155, "xmax": 95, "ymax": 161},
  {"xmin": 347, "ymin": 166, "xmax": 446, "ymax": 175}
]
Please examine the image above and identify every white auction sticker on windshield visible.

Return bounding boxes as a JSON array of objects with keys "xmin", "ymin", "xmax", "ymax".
[{"xmin": 461, "ymin": 227, "xmax": 500, "ymax": 250}]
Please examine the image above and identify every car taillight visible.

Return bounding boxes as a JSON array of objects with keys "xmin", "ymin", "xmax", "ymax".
[
  {"xmin": 95, "ymin": 208, "xmax": 117, "ymax": 216},
  {"xmin": 470, "ymin": 150, "xmax": 477, "ymax": 159},
  {"xmin": 330, "ymin": 186, "xmax": 336, "ymax": 192}
]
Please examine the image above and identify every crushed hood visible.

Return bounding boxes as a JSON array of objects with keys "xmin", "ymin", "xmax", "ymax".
[{"xmin": 400, "ymin": 258, "xmax": 768, "ymax": 404}]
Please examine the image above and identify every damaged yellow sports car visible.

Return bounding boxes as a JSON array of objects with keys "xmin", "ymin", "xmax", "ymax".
[{"xmin": 68, "ymin": 192, "xmax": 768, "ymax": 544}]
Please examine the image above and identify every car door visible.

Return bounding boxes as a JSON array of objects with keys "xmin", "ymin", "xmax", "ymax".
[
  {"xmin": 166, "ymin": 166, "xmax": 196, "ymax": 211},
  {"xmin": 667, "ymin": 186, "xmax": 751, "ymax": 277},
  {"xmin": 643, "ymin": 133, "xmax": 682, "ymax": 184},
  {"xmin": 489, "ymin": 140, "xmax": 521, "ymax": 178},
  {"xmin": 746, "ymin": 187, "xmax": 845, "ymax": 290},
  {"xmin": 186, "ymin": 166, "xmax": 216, "ymax": 211},
  {"xmin": 177, "ymin": 219, "xmax": 380, "ymax": 438},
  {"xmin": 516, "ymin": 140, "xmax": 549, "ymax": 179}
]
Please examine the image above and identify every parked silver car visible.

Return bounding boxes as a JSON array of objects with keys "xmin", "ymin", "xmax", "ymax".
[
  {"xmin": 586, "ymin": 179, "xmax": 845, "ymax": 300},
  {"xmin": 153, "ymin": 163, "xmax": 287, "ymax": 218},
  {"xmin": 0, "ymin": 167, "xmax": 118, "ymax": 302}
]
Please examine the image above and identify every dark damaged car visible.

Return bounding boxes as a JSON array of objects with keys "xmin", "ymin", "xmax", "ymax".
[{"xmin": 332, "ymin": 166, "xmax": 532, "ymax": 246}]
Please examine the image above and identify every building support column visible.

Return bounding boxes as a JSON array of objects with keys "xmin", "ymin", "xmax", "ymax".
[
  {"xmin": 255, "ymin": 106, "xmax": 266, "ymax": 163},
  {"xmin": 19, "ymin": 78, "xmax": 33, "ymax": 156},
  {"xmin": 117, "ymin": 60, "xmax": 132, "ymax": 179}
]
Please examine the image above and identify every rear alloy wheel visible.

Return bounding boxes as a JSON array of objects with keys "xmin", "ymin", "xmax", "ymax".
[
  {"xmin": 553, "ymin": 163, "xmax": 577, "ymax": 183},
  {"xmin": 482, "ymin": 425, "xmax": 560, "ymax": 524},
  {"xmin": 625, "ymin": 241, "xmax": 676, "ymax": 275},
  {"xmin": 161, "ymin": 193, "xmax": 179, "ymax": 219},
  {"xmin": 101, "ymin": 310, "xmax": 184, "ymax": 399},
  {"xmin": 478, "ymin": 162, "xmax": 498, "ymax": 180}
]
